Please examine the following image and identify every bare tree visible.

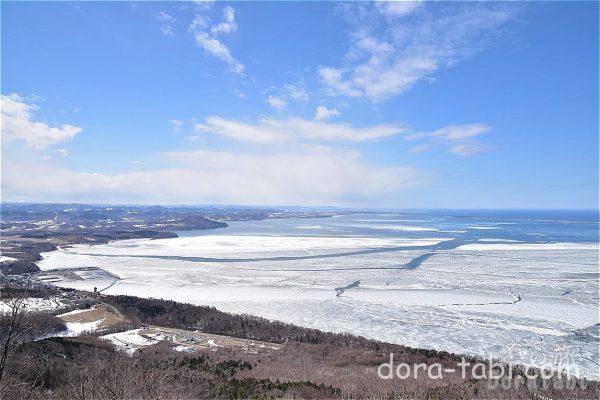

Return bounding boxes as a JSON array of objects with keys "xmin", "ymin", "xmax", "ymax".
[
  {"xmin": 0, "ymin": 279, "xmax": 31, "ymax": 382},
  {"xmin": 0, "ymin": 279, "xmax": 51, "ymax": 400}
]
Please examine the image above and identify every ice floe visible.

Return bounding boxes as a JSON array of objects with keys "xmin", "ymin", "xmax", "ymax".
[{"xmin": 37, "ymin": 214, "xmax": 600, "ymax": 378}]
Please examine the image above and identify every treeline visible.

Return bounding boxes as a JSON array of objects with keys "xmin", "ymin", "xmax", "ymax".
[
  {"xmin": 0, "ymin": 241, "xmax": 57, "ymax": 275},
  {"xmin": 104, "ymin": 294, "xmax": 452, "ymax": 359},
  {"xmin": 3, "ymin": 336, "xmax": 340, "ymax": 399},
  {"xmin": 0, "ymin": 312, "xmax": 66, "ymax": 342},
  {"xmin": 5, "ymin": 321, "xmax": 598, "ymax": 399},
  {"xmin": 0, "ymin": 285, "xmax": 60, "ymax": 300},
  {"xmin": 2, "ymin": 286, "xmax": 598, "ymax": 399}
]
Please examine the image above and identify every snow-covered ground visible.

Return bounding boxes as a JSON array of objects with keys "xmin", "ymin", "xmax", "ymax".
[
  {"xmin": 54, "ymin": 304, "xmax": 127, "ymax": 336},
  {"xmin": 60, "ymin": 319, "xmax": 104, "ymax": 336},
  {"xmin": 37, "ymin": 213, "xmax": 600, "ymax": 378},
  {"xmin": 0, "ymin": 297, "xmax": 67, "ymax": 314},
  {"xmin": 100, "ymin": 329, "xmax": 164, "ymax": 355},
  {"xmin": 56, "ymin": 307, "xmax": 105, "ymax": 336},
  {"xmin": 99, "ymin": 326, "xmax": 281, "ymax": 355}
]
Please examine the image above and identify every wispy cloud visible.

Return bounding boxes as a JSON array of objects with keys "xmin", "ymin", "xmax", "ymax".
[
  {"xmin": 267, "ymin": 95, "xmax": 287, "ymax": 111},
  {"xmin": 406, "ymin": 123, "xmax": 492, "ymax": 157},
  {"xmin": 375, "ymin": 0, "xmax": 422, "ymax": 17},
  {"xmin": 194, "ymin": 116, "xmax": 404, "ymax": 143},
  {"xmin": 319, "ymin": 67, "xmax": 362, "ymax": 98},
  {"xmin": 188, "ymin": 4, "xmax": 244, "ymax": 74},
  {"xmin": 264, "ymin": 82, "xmax": 310, "ymax": 110},
  {"xmin": 448, "ymin": 142, "xmax": 492, "ymax": 157},
  {"xmin": 189, "ymin": 14, "xmax": 209, "ymax": 31},
  {"xmin": 193, "ymin": 33, "xmax": 243, "ymax": 74},
  {"xmin": 210, "ymin": 6, "xmax": 237, "ymax": 35},
  {"xmin": 55, "ymin": 148, "xmax": 69, "ymax": 158},
  {"xmin": 407, "ymin": 124, "xmax": 490, "ymax": 141},
  {"xmin": 320, "ymin": 3, "xmax": 517, "ymax": 101},
  {"xmin": 156, "ymin": 11, "xmax": 176, "ymax": 36},
  {"xmin": 1, "ymin": 94, "xmax": 82, "ymax": 148},
  {"xmin": 169, "ymin": 119, "xmax": 184, "ymax": 133},
  {"xmin": 282, "ymin": 84, "xmax": 309, "ymax": 102},
  {"xmin": 192, "ymin": 0, "xmax": 215, "ymax": 11},
  {"xmin": 156, "ymin": 11, "xmax": 176, "ymax": 23},
  {"xmin": 161, "ymin": 25, "xmax": 174, "ymax": 36}
]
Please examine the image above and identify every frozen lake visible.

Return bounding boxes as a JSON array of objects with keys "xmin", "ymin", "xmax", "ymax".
[{"xmin": 38, "ymin": 210, "xmax": 599, "ymax": 378}]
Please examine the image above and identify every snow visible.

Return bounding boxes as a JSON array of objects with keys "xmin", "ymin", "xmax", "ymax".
[
  {"xmin": 348, "ymin": 224, "xmax": 439, "ymax": 232},
  {"xmin": 40, "ymin": 235, "xmax": 450, "ymax": 262},
  {"xmin": 37, "ymin": 217, "xmax": 600, "ymax": 379},
  {"xmin": 100, "ymin": 329, "xmax": 160, "ymax": 355},
  {"xmin": 0, "ymin": 256, "xmax": 17, "ymax": 263},
  {"xmin": 0, "ymin": 297, "xmax": 66, "ymax": 314},
  {"xmin": 55, "ymin": 307, "xmax": 106, "ymax": 336},
  {"xmin": 478, "ymin": 238, "xmax": 523, "ymax": 243},
  {"xmin": 458, "ymin": 242, "xmax": 598, "ymax": 251},
  {"xmin": 62, "ymin": 320, "xmax": 103, "ymax": 336},
  {"xmin": 371, "ymin": 225, "xmax": 439, "ymax": 232},
  {"xmin": 57, "ymin": 308, "xmax": 92, "ymax": 318}
]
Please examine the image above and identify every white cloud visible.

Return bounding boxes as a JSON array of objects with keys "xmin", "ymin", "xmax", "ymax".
[
  {"xmin": 194, "ymin": 32, "xmax": 244, "ymax": 74},
  {"xmin": 161, "ymin": 25, "xmax": 174, "ymax": 36},
  {"xmin": 55, "ymin": 148, "xmax": 69, "ymax": 158},
  {"xmin": 210, "ymin": 6, "xmax": 237, "ymax": 35},
  {"xmin": 283, "ymin": 84, "xmax": 309, "ymax": 101},
  {"xmin": 233, "ymin": 89, "xmax": 247, "ymax": 99},
  {"xmin": 375, "ymin": 1, "xmax": 422, "ymax": 17},
  {"xmin": 406, "ymin": 124, "xmax": 490, "ymax": 141},
  {"xmin": 267, "ymin": 96, "xmax": 287, "ymax": 111},
  {"xmin": 156, "ymin": 11, "xmax": 176, "ymax": 23},
  {"xmin": 321, "ymin": 3, "xmax": 516, "ymax": 101},
  {"xmin": 195, "ymin": 116, "xmax": 404, "ymax": 143},
  {"xmin": 428, "ymin": 124, "xmax": 490, "ymax": 141},
  {"xmin": 265, "ymin": 83, "xmax": 310, "ymax": 110},
  {"xmin": 195, "ymin": 117, "xmax": 282, "ymax": 143},
  {"xmin": 2, "ymin": 148, "xmax": 422, "ymax": 206},
  {"xmin": 409, "ymin": 143, "xmax": 434, "ymax": 153},
  {"xmin": 449, "ymin": 142, "xmax": 492, "ymax": 157},
  {"xmin": 406, "ymin": 123, "xmax": 491, "ymax": 157},
  {"xmin": 319, "ymin": 67, "xmax": 362, "ymax": 98},
  {"xmin": 314, "ymin": 106, "xmax": 340, "ymax": 121},
  {"xmin": 189, "ymin": 14, "xmax": 209, "ymax": 31},
  {"xmin": 189, "ymin": 5, "xmax": 244, "ymax": 74},
  {"xmin": 169, "ymin": 119, "xmax": 184, "ymax": 133},
  {"xmin": 192, "ymin": 0, "xmax": 214, "ymax": 10},
  {"xmin": 1, "ymin": 94, "xmax": 82, "ymax": 149}
]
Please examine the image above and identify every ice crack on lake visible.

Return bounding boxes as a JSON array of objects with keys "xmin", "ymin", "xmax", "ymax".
[{"xmin": 38, "ymin": 212, "xmax": 600, "ymax": 378}]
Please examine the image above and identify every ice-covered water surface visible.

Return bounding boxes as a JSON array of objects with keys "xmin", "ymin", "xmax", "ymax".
[{"xmin": 38, "ymin": 210, "xmax": 600, "ymax": 378}]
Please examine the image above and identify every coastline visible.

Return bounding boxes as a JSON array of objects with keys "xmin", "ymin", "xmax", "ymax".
[
  {"xmin": 5, "ymin": 208, "xmax": 599, "ymax": 381},
  {"xmin": 35, "ymin": 227, "xmax": 600, "ymax": 380}
]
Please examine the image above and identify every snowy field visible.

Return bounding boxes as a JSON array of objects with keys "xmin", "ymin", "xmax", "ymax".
[
  {"xmin": 0, "ymin": 296, "xmax": 67, "ymax": 314},
  {"xmin": 38, "ymin": 211, "xmax": 600, "ymax": 378},
  {"xmin": 55, "ymin": 304, "xmax": 127, "ymax": 336}
]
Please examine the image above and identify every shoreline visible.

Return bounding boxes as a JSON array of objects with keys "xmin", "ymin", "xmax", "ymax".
[{"xmin": 6, "ymin": 209, "xmax": 600, "ymax": 381}]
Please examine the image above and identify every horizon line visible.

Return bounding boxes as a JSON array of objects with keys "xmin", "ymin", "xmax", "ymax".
[{"xmin": 1, "ymin": 201, "xmax": 598, "ymax": 213}]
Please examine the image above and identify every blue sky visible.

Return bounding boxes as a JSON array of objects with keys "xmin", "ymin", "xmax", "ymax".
[{"xmin": 1, "ymin": 1, "xmax": 598, "ymax": 208}]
